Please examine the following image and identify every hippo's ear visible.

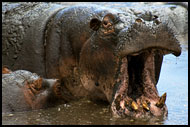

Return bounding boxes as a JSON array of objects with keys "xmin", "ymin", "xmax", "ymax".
[
  {"xmin": 90, "ymin": 18, "xmax": 101, "ymax": 31},
  {"xmin": 103, "ymin": 13, "xmax": 115, "ymax": 20},
  {"xmin": 34, "ymin": 78, "xmax": 43, "ymax": 89}
]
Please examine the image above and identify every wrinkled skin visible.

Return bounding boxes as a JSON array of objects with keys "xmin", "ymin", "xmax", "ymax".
[
  {"xmin": 2, "ymin": 68, "xmax": 65, "ymax": 113},
  {"xmin": 2, "ymin": 3, "xmax": 183, "ymax": 118}
]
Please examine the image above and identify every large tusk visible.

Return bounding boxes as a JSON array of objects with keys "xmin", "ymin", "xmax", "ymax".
[
  {"xmin": 131, "ymin": 101, "xmax": 138, "ymax": 111},
  {"xmin": 142, "ymin": 100, "xmax": 150, "ymax": 111},
  {"xmin": 156, "ymin": 92, "xmax": 167, "ymax": 108}
]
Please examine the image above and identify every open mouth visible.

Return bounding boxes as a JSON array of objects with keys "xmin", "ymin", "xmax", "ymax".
[{"xmin": 111, "ymin": 48, "xmax": 169, "ymax": 118}]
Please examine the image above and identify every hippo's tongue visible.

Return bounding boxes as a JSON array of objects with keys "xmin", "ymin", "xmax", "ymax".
[{"xmin": 111, "ymin": 49, "xmax": 168, "ymax": 118}]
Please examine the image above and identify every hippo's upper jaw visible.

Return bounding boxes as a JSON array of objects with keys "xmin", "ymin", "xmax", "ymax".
[{"xmin": 110, "ymin": 15, "xmax": 181, "ymax": 118}]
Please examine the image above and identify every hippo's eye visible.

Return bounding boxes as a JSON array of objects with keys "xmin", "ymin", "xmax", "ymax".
[
  {"xmin": 103, "ymin": 21, "xmax": 108, "ymax": 26},
  {"xmin": 103, "ymin": 21, "xmax": 112, "ymax": 28}
]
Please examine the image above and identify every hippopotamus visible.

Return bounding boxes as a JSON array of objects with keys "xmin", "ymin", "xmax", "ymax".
[
  {"xmin": 2, "ymin": 68, "xmax": 65, "ymax": 113},
  {"xmin": 2, "ymin": 3, "xmax": 183, "ymax": 118}
]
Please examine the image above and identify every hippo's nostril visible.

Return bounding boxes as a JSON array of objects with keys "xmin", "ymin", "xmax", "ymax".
[
  {"xmin": 95, "ymin": 82, "xmax": 99, "ymax": 86},
  {"xmin": 154, "ymin": 19, "xmax": 161, "ymax": 25},
  {"xmin": 153, "ymin": 15, "xmax": 158, "ymax": 20}
]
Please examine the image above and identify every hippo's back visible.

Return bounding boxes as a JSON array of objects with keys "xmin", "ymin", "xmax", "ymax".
[
  {"xmin": 2, "ymin": 3, "xmax": 66, "ymax": 77},
  {"xmin": 2, "ymin": 3, "xmax": 121, "ymax": 78}
]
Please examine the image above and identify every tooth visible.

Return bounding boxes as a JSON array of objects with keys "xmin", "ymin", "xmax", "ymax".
[
  {"xmin": 142, "ymin": 100, "xmax": 150, "ymax": 111},
  {"xmin": 156, "ymin": 92, "xmax": 167, "ymax": 108},
  {"xmin": 120, "ymin": 100, "xmax": 125, "ymax": 109},
  {"xmin": 131, "ymin": 101, "xmax": 138, "ymax": 111}
]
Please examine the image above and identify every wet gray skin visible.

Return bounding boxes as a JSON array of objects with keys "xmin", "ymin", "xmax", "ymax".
[{"xmin": 2, "ymin": 2, "xmax": 183, "ymax": 119}]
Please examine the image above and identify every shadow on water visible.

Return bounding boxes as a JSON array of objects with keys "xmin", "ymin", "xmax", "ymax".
[{"xmin": 2, "ymin": 2, "xmax": 188, "ymax": 125}]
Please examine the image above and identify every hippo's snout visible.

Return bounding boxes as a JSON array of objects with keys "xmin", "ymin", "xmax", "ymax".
[{"xmin": 116, "ymin": 18, "xmax": 181, "ymax": 57}]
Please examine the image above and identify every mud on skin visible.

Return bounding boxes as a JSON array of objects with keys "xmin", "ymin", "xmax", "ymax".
[{"xmin": 2, "ymin": 3, "xmax": 182, "ymax": 118}]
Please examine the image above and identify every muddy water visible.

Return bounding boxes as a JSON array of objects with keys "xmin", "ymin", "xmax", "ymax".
[{"xmin": 2, "ymin": 2, "xmax": 188, "ymax": 125}]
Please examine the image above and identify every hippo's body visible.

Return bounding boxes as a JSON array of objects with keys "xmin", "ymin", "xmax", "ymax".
[{"xmin": 2, "ymin": 2, "xmax": 186, "ymax": 118}]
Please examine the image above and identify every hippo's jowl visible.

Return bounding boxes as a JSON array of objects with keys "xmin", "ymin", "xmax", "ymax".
[{"xmin": 2, "ymin": 3, "xmax": 182, "ymax": 118}]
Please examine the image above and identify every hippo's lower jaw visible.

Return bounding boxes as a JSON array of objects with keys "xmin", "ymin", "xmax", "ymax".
[{"xmin": 111, "ymin": 48, "xmax": 168, "ymax": 118}]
